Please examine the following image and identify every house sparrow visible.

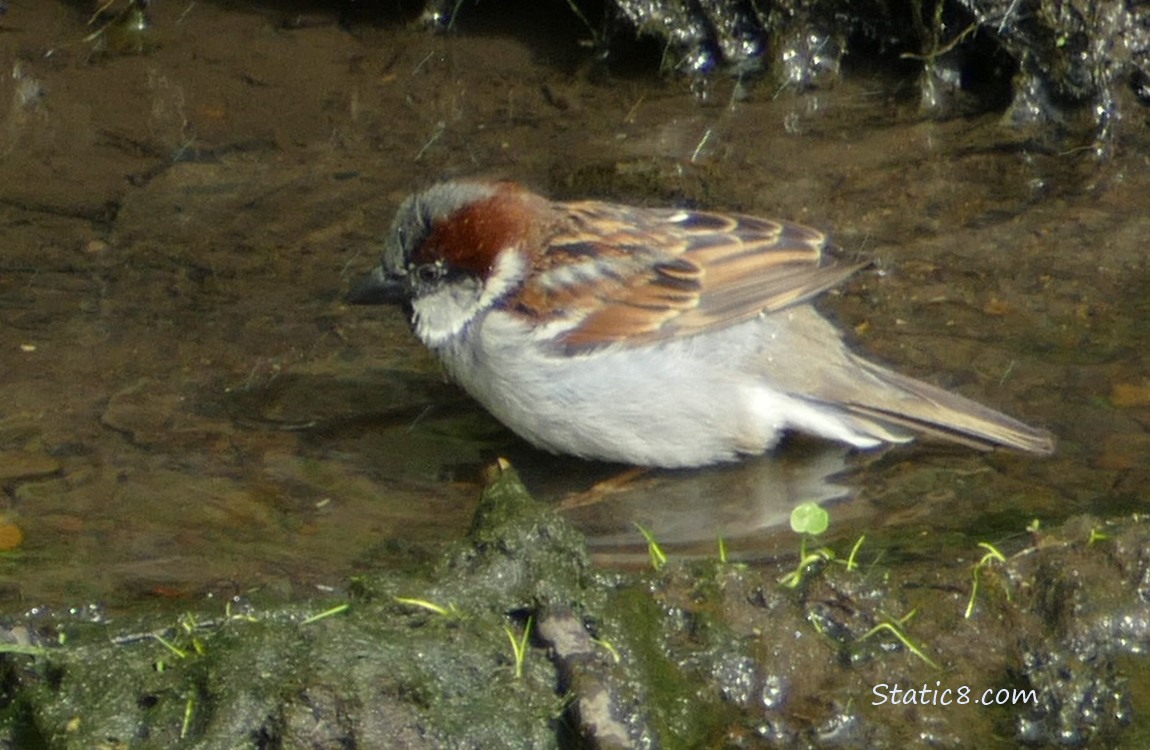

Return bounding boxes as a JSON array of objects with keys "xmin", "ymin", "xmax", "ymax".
[{"xmin": 349, "ymin": 180, "xmax": 1054, "ymax": 468}]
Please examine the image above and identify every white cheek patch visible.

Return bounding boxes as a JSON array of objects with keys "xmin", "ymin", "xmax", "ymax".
[
  {"xmin": 478, "ymin": 249, "xmax": 528, "ymax": 309},
  {"xmin": 413, "ymin": 279, "xmax": 483, "ymax": 348},
  {"xmin": 412, "ymin": 250, "xmax": 526, "ymax": 350}
]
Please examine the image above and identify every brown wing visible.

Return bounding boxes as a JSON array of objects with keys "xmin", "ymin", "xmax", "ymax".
[{"xmin": 507, "ymin": 200, "xmax": 866, "ymax": 352}]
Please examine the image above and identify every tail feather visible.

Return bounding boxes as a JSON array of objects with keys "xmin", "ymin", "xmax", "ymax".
[{"xmin": 838, "ymin": 354, "xmax": 1055, "ymax": 455}]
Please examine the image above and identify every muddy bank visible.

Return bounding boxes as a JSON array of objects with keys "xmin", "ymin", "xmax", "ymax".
[{"xmin": 4, "ymin": 464, "xmax": 1150, "ymax": 748}]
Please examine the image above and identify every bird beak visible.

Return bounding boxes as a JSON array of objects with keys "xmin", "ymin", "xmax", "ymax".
[{"xmin": 347, "ymin": 265, "xmax": 409, "ymax": 305}]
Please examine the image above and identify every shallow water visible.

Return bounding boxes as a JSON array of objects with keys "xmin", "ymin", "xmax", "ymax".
[{"xmin": 0, "ymin": 1, "xmax": 1146, "ymax": 609}]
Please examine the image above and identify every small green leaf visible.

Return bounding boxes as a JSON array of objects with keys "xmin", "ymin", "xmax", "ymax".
[
  {"xmin": 634, "ymin": 523, "xmax": 667, "ymax": 571},
  {"xmin": 790, "ymin": 502, "xmax": 829, "ymax": 536}
]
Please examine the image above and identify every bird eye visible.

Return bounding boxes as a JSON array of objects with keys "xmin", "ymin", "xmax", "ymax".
[{"xmin": 414, "ymin": 262, "xmax": 443, "ymax": 284}]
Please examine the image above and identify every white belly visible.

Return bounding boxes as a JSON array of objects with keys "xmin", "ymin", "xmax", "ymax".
[{"xmin": 430, "ymin": 309, "xmax": 863, "ymax": 467}]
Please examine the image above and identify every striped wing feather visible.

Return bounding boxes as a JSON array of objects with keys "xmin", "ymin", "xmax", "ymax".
[{"xmin": 525, "ymin": 202, "xmax": 864, "ymax": 351}]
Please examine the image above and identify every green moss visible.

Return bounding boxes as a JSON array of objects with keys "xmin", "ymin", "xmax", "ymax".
[{"xmin": 598, "ymin": 581, "xmax": 737, "ymax": 750}]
